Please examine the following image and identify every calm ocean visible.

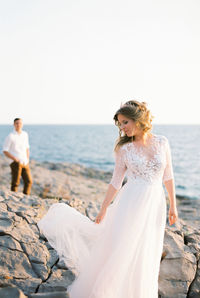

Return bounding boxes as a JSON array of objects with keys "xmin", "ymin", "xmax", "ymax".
[{"xmin": 0, "ymin": 124, "xmax": 199, "ymax": 200}]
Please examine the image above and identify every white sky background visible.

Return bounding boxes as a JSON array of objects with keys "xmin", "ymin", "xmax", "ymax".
[{"xmin": 0, "ymin": 0, "xmax": 200, "ymax": 124}]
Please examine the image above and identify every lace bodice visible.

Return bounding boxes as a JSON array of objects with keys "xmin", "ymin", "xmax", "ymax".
[{"xmin": 110, "ymin": 134, "xmax": 174, "ymax": 190}]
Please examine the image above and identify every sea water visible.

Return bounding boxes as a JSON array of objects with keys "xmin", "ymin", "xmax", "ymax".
[{"xmin": 0, "ymin": 124, "xmax": 199, "ymax": 200}]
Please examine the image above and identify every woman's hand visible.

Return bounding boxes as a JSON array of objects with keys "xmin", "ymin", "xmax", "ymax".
[
  {"xmin": 95, "ymin": 209, "xmax": 106, "ymax": 224},
  {"xmin": 168, "ymin": 206, "xmax": 178, "ymax": 225}
]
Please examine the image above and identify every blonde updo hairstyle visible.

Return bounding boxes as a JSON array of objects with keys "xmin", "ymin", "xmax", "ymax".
[{"xmin": 114, "ymin": 100, "xmax": 153, "ymax": 151}]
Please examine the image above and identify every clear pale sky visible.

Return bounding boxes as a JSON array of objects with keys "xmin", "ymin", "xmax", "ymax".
[{"xmin": 0, "ymin": 0, "xmax": 199, "ymax": 124}]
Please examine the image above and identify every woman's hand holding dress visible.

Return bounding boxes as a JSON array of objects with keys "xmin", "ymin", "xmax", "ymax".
[{"xmin": 95, "ymin": 208, "xmax": 107, "ymax": 224}]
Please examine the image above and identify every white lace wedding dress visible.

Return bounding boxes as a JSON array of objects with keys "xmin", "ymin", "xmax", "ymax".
[{"xmin": 37, "ymin": 134, "xmax": 174, "ymax": 298}]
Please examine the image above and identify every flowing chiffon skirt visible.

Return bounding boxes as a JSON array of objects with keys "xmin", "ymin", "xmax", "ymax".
[{"xmin": 37, "ymin": 180, "xmax": 166, "ymax": 298}]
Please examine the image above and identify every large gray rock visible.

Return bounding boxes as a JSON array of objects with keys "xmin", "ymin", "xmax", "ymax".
[
  {"xmin": 187, "ymin": 264, "xmax": 200, "ymax": 297},
  {"xmin": 7, "ymin": 278, "xmax": 42, "ymax": 296},
  {"xmin": 37, "ymin": 268, "xmax": 75, "ymax": 293},
  {"xmin": 20, "ymin": 242, "xmax": 50, "ymax": 281},
  {"xmin": 0, "ymin": 285, "xmax": 27, "ymax": 298},
  {"xmin": 0, "ymin": 217, "xmax": 14, "ymax": 233},
  {"xmin": 0, "ymin": 246, "xmax": 39, "ymax": 279},
  {"xmin": 0, "ymin": 235, "xmax": 23, "ymax": 251},
  {"xmin": 159, "ymin": 226, "xmax": 198, "ymax": 297},
  {"xmin": 186, "ymin": 236, "xmax": 200, "ymax": 298},
  {"xmin": 46, "ymin": 249, "xmax": 59, "ymax": 268}
]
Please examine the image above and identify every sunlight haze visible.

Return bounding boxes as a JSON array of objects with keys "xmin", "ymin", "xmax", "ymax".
[{"xmin": 0, "ymin": 0, "xmax": 199, "ymax": 124}]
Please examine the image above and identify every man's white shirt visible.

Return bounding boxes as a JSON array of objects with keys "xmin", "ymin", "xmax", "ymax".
[{"xmin": 3, "ymin": 130, "xmax": 30, "ymax": 165}]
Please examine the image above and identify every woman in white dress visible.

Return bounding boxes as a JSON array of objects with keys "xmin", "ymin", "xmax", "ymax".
[{"xmin": 38, "ymin": 100, "xmax": 178, "ymax": 298}]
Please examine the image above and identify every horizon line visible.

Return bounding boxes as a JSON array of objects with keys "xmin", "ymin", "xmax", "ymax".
[{"xmin": 0, "ymin": 123, "xmax": 200, "ymax": 126}]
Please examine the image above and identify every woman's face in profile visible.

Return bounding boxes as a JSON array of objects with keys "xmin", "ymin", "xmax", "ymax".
[{"xmin": 117, "ymin": 114, "xmax": 139, "ymax": 137}]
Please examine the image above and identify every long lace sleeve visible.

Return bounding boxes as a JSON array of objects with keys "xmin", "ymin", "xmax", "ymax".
[
  {"xmin": 163, "ymin": 137, "xmax": 174, "ymax": 182},
  {"xmin": 110, "ymin": 147, "xmax": 127, "ymax": 190}
]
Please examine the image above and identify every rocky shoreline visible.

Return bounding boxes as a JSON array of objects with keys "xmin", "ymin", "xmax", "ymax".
[{"xmin": 0, "ymin": 155, "xmax": 200, "ymax": 297}]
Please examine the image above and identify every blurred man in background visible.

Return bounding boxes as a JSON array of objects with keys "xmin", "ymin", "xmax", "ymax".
[{"xmin": 3, "ymin": 118, "xmax": 32, "ymax": 195}]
